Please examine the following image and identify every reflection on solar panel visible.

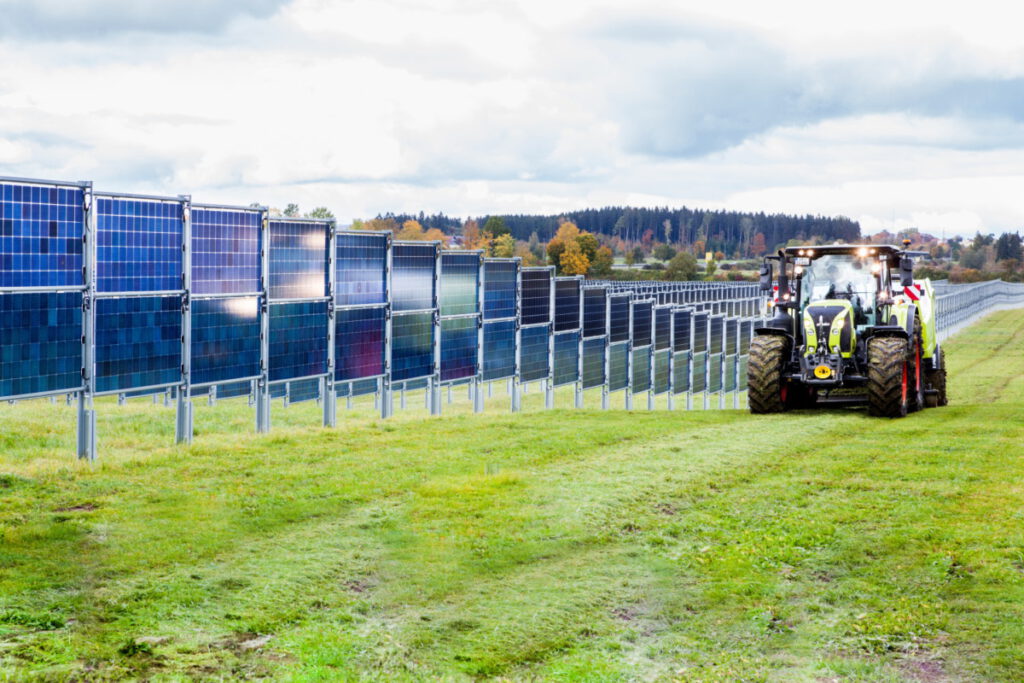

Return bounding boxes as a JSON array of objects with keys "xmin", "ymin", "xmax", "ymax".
[
  {"xmin": 96, "ymin": 197, "xmax": 182, "ymax": 293},
  {"xmin": 95, "ymin": 296, "xmax": 181, "ymax": 393},
  {"xmin": 691, "ymin": 351, "xmax": 707, "ymax": 392},
  {"xmin": 269, "ymin": 220, "xmax": 328, "ymax": 300},
  {"xmin": 554, "ymin": 278, "xmax": 581, "ymax": 332},
  {"xmin": 693, "ymin": 313, "xmax": 708, "ymax": 353},
  {"xmin": 708, "ymin": 353, "xmax": 723, "ymax": 392},
  {"xmin": 653, "ymin": 349, "xmax": 670, "ymax": 394},
  {"xmin": 288, "ymin": 377, "xmax": 320, "ymax": 404},
  {"xmin": 581, "ymin": 337, "xmax": 605, "ymax": 389},
  {"xmin": 440, "ymin": 316, "xmax": 477, "ymax": 381},
  {"xmin": 335, "ymin": 232, "xmax": 387, "ymax": 307},
  {"xmin": 582, "ymin": 288, "xmax": 607, "ymax": 338},
  {"xmin": 482, "ymin": 260, "xmax": 517, "ymax": 321},
  {"xmin": 655, "ymin": 307, "xmax": 672, "ymax": 350},
  {"xmin": 632, "ymin": 346, "xmax": 651, "ymax": 392},
  {"xmin": 632, "ymin": 301, "xmax": 653, "ymax": 347},
  {"xmin": 440, "ymin": 252, "xmax": 479, "ymax": 317},
  {"xmin": 191, "ymin": 208, "xmax": 261, "ymax": 295},
  {"xmin": 672, "ymin": 351, "xmax": 689, "ymax": 393},
  {"xmin": 392, "ymin": 243, "xmax": 436, "ymax": 312},
  {"xmin": 609, "ymin": 295, "xmax": 630, "ymax": 343},
  {"xmin": 268, "ymin": 301, "xmax": 328, "ymax": 381},
  {"xmin": 608, "ymin": 342, "xmax": 628, "ymax": 392},
  {"xmin": 519, "ymin": 324, "xmax": 549, "ymax": 382},
  {"xmin": 709, "ymin": 316, "xmax": 724, "ymax": 353},
  {"xmin": 335, "ymin": 306, "xmax": 385, "ymax": 381},
  {"xmin": 391, "ymin": 312, "xmax": 434, "ymax": 381},
  {"xmin": 673, "ymin": 310, "xmax": 692, "ymax": 352},
  {"xmin": 520, "ymin": 269, "xmax": 551, "ymax": 325},
  {"xmin": 342, "ymin": 377, "xmax": 379, "ymax": 397},
  {"xmin": 552, "ymin": 331, "xmax": 580, "ymax": 386},
  {"xmin": 0, "ymin": 182, "xmax": 84, "ymax": 288},
  {"xmin": 191, "ymin": 296, "xmax": 260, "ymax": 385},
  {"xmin": 270, "ymin": 383, "xmax": 287, "ymax": 399},
  {"xmin": 0, "ymin": 291, "xmax": 82, "ymax": 398},
  {"xmin": 739, "ymin": 320, "xmax": 753, "ymax": 355},
  {"xmin": 482, "ymin": 320, "xmax": 515, "ymax": 381},
  {"xmin": 216, "ymin": 380, "xmax": 252, "ymax": 400}
]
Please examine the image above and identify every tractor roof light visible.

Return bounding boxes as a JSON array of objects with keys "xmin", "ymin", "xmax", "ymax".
[
  {"xmin": 806, "ymin": 249, "xmax": 815, "ymax": 257},
  {"xmin": 856, "ymin": 247, "xmax": 869, "ymax": 258},
  {"xmin": 871, "ymin": 262, "xmax": 881, "ymax": 273},
  {"xmin": 797, "ymin": 249, "xmax": 805, "ymax": 256}
]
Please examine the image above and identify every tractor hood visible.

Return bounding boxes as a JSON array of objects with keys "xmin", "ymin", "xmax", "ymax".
[{"xmin": 802, "ymin": 299, "xmax": 856, "ymax": 358}]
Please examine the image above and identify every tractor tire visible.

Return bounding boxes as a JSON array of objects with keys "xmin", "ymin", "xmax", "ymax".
[
  {"xmin": 925, "ymin": 367, "xmax": 948, "ymax": 407},
  {"xmin": 867, "ymin": 337, "xmax": 910, "ymax": 418},
  {"xmin": 748, "ymin": 335, "xmax": 790, "ymax": 414}
]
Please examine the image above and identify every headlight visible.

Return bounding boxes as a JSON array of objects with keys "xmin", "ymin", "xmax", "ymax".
[{"xmin": 857, "ymin": 247, "xmax": 868, "ymax": 257}]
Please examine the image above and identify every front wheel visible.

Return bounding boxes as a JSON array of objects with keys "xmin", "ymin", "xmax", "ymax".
[
  {"xmin": 867, "ymin": 337, "xmax": 910, "ymax": 418},
  {"xmin": 748, "ymin": 335, "xmax": 790, "ymax": 414}
]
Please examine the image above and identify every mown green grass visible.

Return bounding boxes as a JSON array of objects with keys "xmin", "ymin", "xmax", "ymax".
[{"xmin": 2, "ymin": 310, "xmax": 1024, "ymax": 681}]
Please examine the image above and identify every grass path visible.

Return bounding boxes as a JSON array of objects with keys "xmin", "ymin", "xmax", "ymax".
[{"xmin": 1, "ymin": 310, "xmax": 1024, "ymax": 681}]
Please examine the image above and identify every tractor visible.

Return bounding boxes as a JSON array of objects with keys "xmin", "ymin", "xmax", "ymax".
[{"xmin": 748, "ymin": 242, "xmax": 947, "ymax": 417}]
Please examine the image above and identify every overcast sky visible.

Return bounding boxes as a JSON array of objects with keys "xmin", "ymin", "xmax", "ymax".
[{"xmin": 1, "ymin": 0, "xmax": 1022, "ymax": 235}]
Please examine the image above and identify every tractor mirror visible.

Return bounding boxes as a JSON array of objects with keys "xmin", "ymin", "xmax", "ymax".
[
  {"xmin": 899, "ymin": 256, "xmax": 914, "ymax": 287},
  {"xmin": 759, "ymin": 263, "xmax": 773, "ymax": 291}
]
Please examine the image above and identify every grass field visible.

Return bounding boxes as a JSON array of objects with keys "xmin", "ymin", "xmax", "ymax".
[{"xmin": 2, "ymin": 310, "xmax": 1024, "ymax": 681}]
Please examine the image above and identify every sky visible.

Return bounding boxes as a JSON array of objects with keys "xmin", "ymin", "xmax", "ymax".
[{"xmin": 1, "ymin": 0, "xmax": 1022, "ymax": 236}]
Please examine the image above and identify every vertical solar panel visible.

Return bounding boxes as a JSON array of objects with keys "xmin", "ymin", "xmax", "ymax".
[
  {"xmin": 708, "ymin": 353, "xmax": 723, "ymax": 393},
  {"xmin": 609, "ymin": 295, "xmax": 630, "ymax": 343},
  {"xmin": 191, "ymin": 296, "xmax": 260, "ymax": 386},
  {"xmin": 655, "ymin": 307, "xmax": 672, "ymax": 350},
  {"xmin": 672, "ymin": 352, "xmax": 690, "ymax": 393},
  {"xmin": 519, "ymin": 324, "xmax": 550, "ymax": 382},
  {"xmin": 335, "ymin": 306, "xmax": 386, "ymax": 381},
  {"xmin": 632, "ymin": 301, "xmax": 653, "ymax": 347},
  {"xmin": 552, "ymin": 331, "xmax": 580, "ymax": 386},
  {"xmin": 0, "ymin": 181, "xmax": 84, "ymax": 288},
  {"xmin": 693, "ymin": 313, "xmax": 708, "ymax": 353},
  {"xmin": 440, "ymin": 316, "xmax": 478, "ymax": 382},
  {"xmin": 440, "ymin": 252, "xmax": 480, "ymax": 317},
  {"xmin": 709, "ymin": 316, "xmax": 725, "ymax": 354},
  {"xmin": 553, "ymin": 278, "xmax": 581, "ymax": 333},
  {"xmin": 348, "ymin": 377, "xmax": 380, "ymax": 397},
  {"xmin": 288, "ymin": 377, "xmax": 321, "ymax": 404},
  {"xmin": 691, "ymin": 352, "xmax": 707, "ymax": 392},
  {"xmin": 581, "ymin": 337, "xmax": 605, "ymax": 389},
  {"xmin": 391, "ymin": 311, "xmax": 434, "ymax": 381},
  {"xmin": 482, "ymin": 320, "xmax": 516, "ymax": 381},
  {"xmin": 268, "ymin": 301, "xmax": 328, "ymax": 382},
  {"xmin": 582, "ymin": 287, "xmax": 607, "ymax": 338},
  {"xmin": 673, "ymin": 310, "xmax": 692, "ymax": 353},
  {"xmin": 268, "ymin": 220, "xmax": 328, "ymax": 300},
  {"xmin": 216, "ymin": 380, "xmax": 253, "ymax": 400},
  {"xmin": 392, "ymin": 243, "xmax": 437, "ymax": 312},
  {"xmin": 724, "ymin": 355, "xmax": 737, "ymax": 392},
  {"xmin": 191, "ymin": 207, "xmax": 262, "ymax": 295},
  {"xmin": 654, "ymin": 350, "xmax": 670, "ymax": 394},
  {"xmin": 96, "ymin": 197, "xmax": 183, "ymax": 293},
  {"xmin": 632, "ymin": 346, "xmax": 651, "ymax": 393},
  {"xmin": 739, "ymin": 320, "xmax": 753, "ymax": 356},
  {"xmin": 738, "ymin": 354, "xmax": 749, "ymax": 390},
  {"xmin": 95, "ymin": 296, "xmax": 181, "ymax": 393},
  {"xmin": 608, "ymin": 342, "xmax": 629, "ymax": 392},
  {"xmin": 335, "ymin": 232, "xmax": 388, "ymax": 307},
  {"xmin": 520, "ymin": 269, "xmax": 552, "ymax": 325},
  {"xmin": 482, "ymin": 260, "xmax": 517, "ymax": 321},
  {"xmin": 0, "ymin": 291, "xmax": 82, "ymax": 398}
]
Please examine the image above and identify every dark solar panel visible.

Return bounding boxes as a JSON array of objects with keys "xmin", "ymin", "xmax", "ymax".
[
  {"xmin": 724, "ymin": 355, "xmax": 737, "ymax": 392},
  {"xmin": 520, "ymin": 269, "xmax": 551, "ymax": 325},
  {"xmin": 335, "ymin": 232, "xmax": 388, "ymax": 307},
  {"xmin": 191, "ymin": 296, "xmax": 260, "ymax": 386},
  {"xmin": 609, "ymin": 294, "xmax": 630, "ymax": 343},
  {"xmin": 653, "ymin": 349, "xmax": 670, "ymax": 394},
  {"xmin": 709, "ymin": 316, "xmax": 724, "ymax": 353},
  {"xmin": 708, "ymin": 352, "xmax": 723, "ymax": 392},
  {"xmin": 631, "ymin": 301, "xmax": 653, "ymax": 347},
  {"xmin": 552, "ymin": 331, "xmax": 580, "ymax": 386},
  {"xmin": 191, "ymin": 207, "xmax": 261, "ymax": 295},
  {"xmin": 519, "ymin": 324, "xmax": 549, "ymax": 382},
  {"xmin": 482, "ymin": 319, "xmax": 515, "ymax": 381},
  {"xmin": 268, "ymin": 220, "xmax": 328, "ymax": 300},
  {"xmin": 288, "ymin": 377, "xmax": 321, "ymax": 404},
  {"xmin": 691, "ymin": 351, "xmax": 707, "ymax": 392},
  {"xmin": 95, "ymin": 295, "xmax": 181, "ymax": 393},
  {"xmin": 673, "ymin": 310, "xmax": 692, "ymax": 352},
  {"xmin": 553, "ymin": 278, "xmax": 581, "ymax": 332},
  {"xmin": 581, "ymin": 337, "xmax": 605, "ymax": 389},
  {"xmin": 608, "ymin": 342, "xmax": 628, "ymax": 392},
  {"xmin": 268, "ymin": 300, "xmax": 328, "ymax": 381},
  {"xmin": 672, "ymin": 351, "xmax": 689, "ymax": 393},
  {"xmin": 391, "ymin": 311, "xmax": 434, "ymax": 381},
  {"xmin": 216, "ymin": 380, "xmax": 252, "ymax": 400},
  {"xmin": 440, "ymin": 316, "xmax": 477, "ymax": 381},
  {"xmin": 739, "ymin": 320, "xmax": 752, "ymax": 355},
  {"xmin": 692, "ymin": 312, "xmax": 708, "ymax": 353},
  {"xmin": 482, "ymin": 260, "xmax": 517, "ymax": 321},
  {"xmin": 655, "ymin": 307, "xmax": 672, "ymax": 350},
  {"xmin": 440, "ymin": 252, "xmax": 480, "ymax": 317},
  {"xmin": 0, "ymin": 182, "xmax": 84, "ymax": 288},
  {"xmin": 335, "ymin": 306, "xmax": 386, "ymax": 381},
  {"xmin": 632, "ymin": 346, "xmax": 651, "ymax": 393},
  {"xmin": 582, "ymin": 287, "xmax": 607, "ymax": 338},
  {"xmin": 0, "ymin": 291, "xmax": 82, "ymax": 398},
  {"xmin": 392, "ymin": 243, "xmax": 436, "ymax": 312},
  {"xmin": 96, "ymin": 197, "xmax": 182, "ymax": 293}
]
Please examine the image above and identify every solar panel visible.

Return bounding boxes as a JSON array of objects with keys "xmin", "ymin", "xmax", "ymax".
[
  {"xmin": 95, "ymin": 295, "xmax": 181, "ymax": 393},
  {"xmin": 708, "ymin": 352, "xmax": 723, "ymax": 392},
  {"xmin": 519, "ymin": 324, "xmax": 549, "ymax": 382},
  {"xmin": 709, "ymin": 316, "xmax": 724, "ymax": 354},
  {"xmin": 191, "ymin": 207, "xmax": 261, "ymax": 295},
  {"xmin": 673, "ymin": 310, "xmax": 692, "ymax": 352},
  {"xmin": 288, "ymin": 377, "xmax": 321, "ymax": 404},
  {"xmin": 581, "ymin": 337, "xmax": 605, "ymax": 389},
  {"xmin": 608, "ymin": 342, "xmax": 628, "ymax": 392},
  {"xmin": 391, "ymin": 311, "xmax": 434, "ymax": 381},
  {"xmin": 724, "ymin": 355, "xmax": 737, "ymax": 392},
  {"xmin": 552, "ymin": 331, "xmax": 580, "ymax": 386},
  {"xmin": 692, "ymin": 352, "xmax": 707, "ymax": 392},
  {"xmin": 739, "ymin": 320, "xmax": 753, "ymax": 355},
  {"xmin": 632, "ymin": 346, "xmax": 651, "ymax": 393},
  {"xmin": 191, "ymin": 296, "xmax": 260, "ymax": 386},
  {"xmin": 482, "ymin": 260, "xmax": 517, "ymax": 321},
  {"xmin": 482, "ymin": 319, "xmax": 515, "ymax": 381},
  {"xmin": 335, "ymin": 306, "xmax": 385, "ymax": 382},
  {"xmin": 582, "ymin": 287, "xmax": 607, "ymax": 338},
  {"xmin": 392, "ymin": 243, "xmax": 436, "ymax": 312},
  {"xmin": 553, "ymin": 278, "xmax": 581, "ymax": 332},
  {"xmin": 440, "ymin": 252, "xmax": 480, "ymax": 317},
  {"xmin": 520, "ymin": 269, "xmax": 551, "ymax": 325},
  {"xmin": 655, "ymin": 307, "xmax": 672, "ymax": 350},
  {"xmin": 632, "ymin": 301, "xmax": 653, "ymax": 347},
  {"xmin": 609, "ymin": 294, "xmax": 630, "ymax": 343},
  {"xmin": 216, "ymin": 380, "xmax": 252, "ymax": 400},
  {"xmin": 0, "ymin": 181, "xmax": 84, "ymax": 288},
  {"xmin": 653, "ymin": 349, "xmax": 670, "ymax": 394},
  {"xmin": 440, "ymin": 316, "xmax": 477, "ymax": 382},
  {"xmin": 335, "ymin": 232, "xmax": 388, "ymax": 307},
  {"xmin": 268, "ymin": 220, "xmax": 328, "ymax": 300},
  {"xmin": 692, "ymin": 312, "xmax": 708, "ymax": 353},
  {"xmin": 268, "ymin": 301, "xmax": 328, "ymax": 382},
  {"xmin": 0, "ymin": 291, "xmax": 82, "ymax": 398},
  {"xmin": 738, "ymin": 355, "xmax": 749, "ymax": 390},
  {"xmin": 95, "ymin": 197, "xmax": 183, "ymax": 293},
  {"xmin": 672, "ymin": 351, "xmax": 690, "ymax": 393}
]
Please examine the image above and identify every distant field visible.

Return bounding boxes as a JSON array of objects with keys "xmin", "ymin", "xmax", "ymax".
[{"xmin": 2, "ymin": 311, "xmax": 1024, "ymax": 681}]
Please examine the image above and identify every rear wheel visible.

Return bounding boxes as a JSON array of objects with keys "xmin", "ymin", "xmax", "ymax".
[
  {"xmin": 867, "ymin": 337, "xmax": 909, "ymax": 418},
  {"xmin": 748, "ymin": 335, "xmax": 790, "ymax": 414}
]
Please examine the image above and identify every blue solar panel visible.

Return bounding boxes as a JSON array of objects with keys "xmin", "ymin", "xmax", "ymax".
[
  {"xmin": 581, "ymin": 337, "xmax": 605, "ymax": 389},
  {"xmin": 391, "ymin": 312, "xmax": 434, "ymax": 381},
  {"xmin": 482, "ymin": 260, "xmax": 517, "ymax": 321},
  {"xmin": 96, "ymin": 197, "xmax": 183, "ymax": 293},
  {"xmin": 348, "ymin": 377, "xmax": 379, "ymax": 397},
  {"xmin": 288, "ymin": 377, "xmax": 321, "ymax": 404},
  {"xmin": 654, "ymin": 349, "xmax": 670, "ymax": 394},
  {"xmin": 673, "ymin": 310, "xmax": 692, "ymax": 352},
  {"xmin": 392, "ymin": 243, "xmax": 436, "ymax": 312},
  {"xmin": 552, "ymin": 331, "xmax": 579, "ymax": 386},
  {"xmin": 440, "ymin": 252, "xmax": 480, "ymax": 317},
  {"xmin": 440, "ymin": 316, "xmax": 477, "ymax": 382},
  {"xmin": 268, "ymin": 301, "xmax": 328, "ymax": 381},
  {"xmin": 335, "ymin": 232, "xmax": 388, "ymax": 307},
  {"xmin": 191, "ymin": 296, "xmax": 260, "ymax": 385},
  {"xmin": 609, "ymin": 295, "xmax": 630, "ymax": 343},
  {"xmin": 191, "ymin": 207, "xmax": 261, "ymax": 295},
  {"xmin": 269, "ymin": 220, "xmax": 328, "ymax": 300},
  {"xmin": 0, "ymin": 182, "xmax": 84, "ymax": 288},
  {"xmin": 632, "ymin": 301, "xmax": 653, "ymax": 347},
  {"xmin": 482, "ymin": 320, "xmax": 515, "ymax": 381},
  {"xmin": 554, "ymin": 278, "xmax": 581, "ymax": 333},
  {"xmin": 335, "ymin": 306, "xmax": 385, "ymax": 381},
  {"xmin": 673, "ymin": 352, "xmax": 689, "ymax": 393},
  {"xmin": 582, "ymin": 287, "xmax": 607, "ymax": 338},
  {"xmin": 0, "ymin": 291, "xmax": 82, "ymax": 398},
  {"xmin": 693, "ymin": 312, "xmax": 708, "ymax": 353},
  {"xmin": 95, "ymin": 295, "xmax": 181, "ymax": 393},
  {"xmin": 216, "ymin": 380, "xmax": 252, "ymax": 400},
  {"xmin": 519, "ymin": 324, "xmax": 549, "ymax": 382},
  {"xmin": 692, "ymin": 351, "xmax": 707, "ymax": 392},
  {"xmin": 655, "ymin": 307, "xmax": 672, "ymax": 350},
  {"xmin": 632, "ymin": 346, "xmax": 651, "ymax": 393},
  {"xmin": 608, "ymin": 342, "xmax": 628, "ymax": 392}
]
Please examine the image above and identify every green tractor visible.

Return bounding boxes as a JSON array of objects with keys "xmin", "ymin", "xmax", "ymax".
[{"xmin": 748, "ymin": 242, "xmax": 947, "ymax": 417}]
